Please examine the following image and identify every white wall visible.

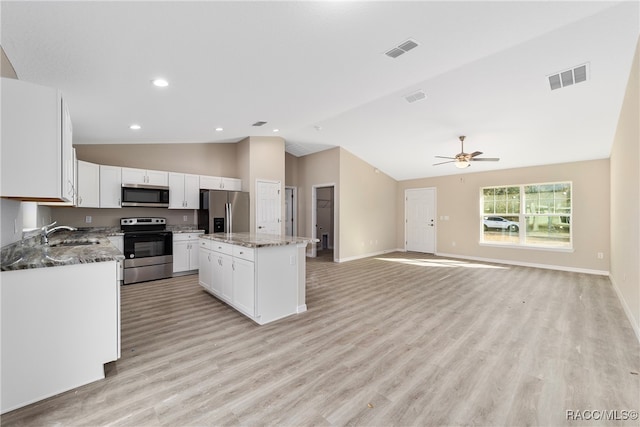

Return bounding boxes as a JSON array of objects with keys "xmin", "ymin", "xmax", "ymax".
[{"xmin": 610, "ymin": 39, "xmax": 639, "ymax": 338}]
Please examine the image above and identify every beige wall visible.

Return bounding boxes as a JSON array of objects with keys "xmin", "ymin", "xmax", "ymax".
[
  {"xmin": 610, "ymin": 39, "xmax": 639, "ymax": 336},
  {"xmin": 75, "ymin": 143, "xmax": 239, "ymax": 177},
  {"xmin": 285, "ymin": 153, "xmax": 299, "ymax": 188},
  {"xmin": 296, "ymin": 148, "xmax": 340, "ymax": 255},
  {"xmin": 1, "ymin": 46, "xmax": 18, "ymax": 79},
  {"xmin": 397, "ymin": 159, "xmax": 611, "ymax": 273},
  {"xmin": 50, "ymin": 206, "xmax": 195, "ymax": 229},
  {"xmin": 244, "ymin": 136, "xmax": 286, "ymax": 234},
  {"xmin": 339, "ymin": 148, "xmax": 397, "ymax": 261}
]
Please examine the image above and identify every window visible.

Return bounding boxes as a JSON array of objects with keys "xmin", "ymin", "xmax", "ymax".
[{"xmin": 481, "ymin": 182, "xmax": 572, "ymax": 249}]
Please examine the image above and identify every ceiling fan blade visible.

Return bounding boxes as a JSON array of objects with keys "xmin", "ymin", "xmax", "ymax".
[
  {"xmin": 433, "ymin": 160, "xmax": 456, "ymax": 166},
  {"xmin": 469, "ymin": 151, "xmax": 483, "ymax": 157},
  {"xmin": 434, "ymin": 156, "xmax": 456, "ymax": 159},
  {"xmin": 470, "ymin": 157, "xmax": 500, "ymax": 162}
]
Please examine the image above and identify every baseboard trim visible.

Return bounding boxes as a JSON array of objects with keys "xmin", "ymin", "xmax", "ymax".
[
  {"xmin": 337, "ymin": 249, "xmax": 398, "ymax": 263},
  {"xmin": 435, "ymin": 252, "xmax": 610, "ymax": 276},
  {"xmin": 610, "ymin": 276, "xmax": 640, "ymax": 343},
  {"xmin": 297, "ymin": 304, "xmax": 307, "ymax": 314}
]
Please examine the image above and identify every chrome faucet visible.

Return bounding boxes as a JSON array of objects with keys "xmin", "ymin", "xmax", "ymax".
[{"xmin": 41, "ymin": 221, "xmax": 78, "ymax": 245}]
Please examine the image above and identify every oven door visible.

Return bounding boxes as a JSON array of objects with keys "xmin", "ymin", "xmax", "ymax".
[{"xmin": 123, "ymin": 231, "xmax": 173, "ymax": 267}]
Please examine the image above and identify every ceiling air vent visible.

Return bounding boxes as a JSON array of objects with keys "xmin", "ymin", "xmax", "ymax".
[
  {"xmin": 548, "ymin": 63, "xmax": 589, "ymax": 90},
  {"xmin": 385, "ymin": 38, "xmax": 420, "ymax": 59},
  {"xmin": 252, "ymin": 121, "xmax": 267, "ymax": 126},
  {"xmin": 404, "ymin": 89, "xmax": 426, "ymax": 104}
]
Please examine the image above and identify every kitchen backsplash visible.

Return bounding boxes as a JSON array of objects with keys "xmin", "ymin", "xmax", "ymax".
[{"xmin": 49, "ymin": 206, "xmax": 197, "ymax": 228}]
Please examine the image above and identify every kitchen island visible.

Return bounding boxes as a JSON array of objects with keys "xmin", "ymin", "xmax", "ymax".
[
  {"xmin": 199, "ymin": 233, "xmax": 317, "ymax": 325},
  {"xmin": 0, "ymin": 230, "xmax": 123, "ymax": 414}
]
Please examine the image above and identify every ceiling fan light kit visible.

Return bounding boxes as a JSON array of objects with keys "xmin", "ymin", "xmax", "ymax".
[{"xmin": 433, "ymin": 136, "xmax": 500, "ymax": 169}]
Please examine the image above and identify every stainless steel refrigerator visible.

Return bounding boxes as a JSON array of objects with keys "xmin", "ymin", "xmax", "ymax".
[{"xmin": 198, "ymin": 190, "xmax": 249, "ymax": 234}]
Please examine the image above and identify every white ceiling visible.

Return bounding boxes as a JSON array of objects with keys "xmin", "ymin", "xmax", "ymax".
[{"xmin": 2, "ymin": 1, "xmax": 638, "ymax": 181}]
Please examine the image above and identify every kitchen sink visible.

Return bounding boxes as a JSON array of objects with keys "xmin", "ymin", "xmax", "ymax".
[{"xmin": 50, "ymin": 241, "xmax": 100, "ymax": 247}]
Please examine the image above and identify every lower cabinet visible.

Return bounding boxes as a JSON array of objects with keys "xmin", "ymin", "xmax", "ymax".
[
  {"xmin": 1, "ymin": 261, "xmax": 120, "ymax": 413},
  {"xmin": 198, "ymin": 238, "xmax": 302, "ymax": 325},
  {"xmin": 231, "ymin": 257, "xmax": 255, "ymax": 317},
  {"xmin": 173, "ymin": 232, "xmax": 202, "ymax": 273}
]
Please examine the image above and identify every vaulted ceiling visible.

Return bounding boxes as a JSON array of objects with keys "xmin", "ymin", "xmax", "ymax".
[{"xmin": 2, "ymin": 1, "xmax": 638, "ymax": 180}]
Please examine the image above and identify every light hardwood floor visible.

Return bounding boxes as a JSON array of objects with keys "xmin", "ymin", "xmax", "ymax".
[{"xmin": 2, "ymin": 252, "xmax": 639, "ymax": 426}]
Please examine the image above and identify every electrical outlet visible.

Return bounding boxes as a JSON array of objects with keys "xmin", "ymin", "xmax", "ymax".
[
  {"xmin": 597, "ymin": 252, "xmax": 604, "ymax": 259},
  {"xmin": 85, "ymin": 216, "xmax": 92, "ymax": 224},
  {"xmin": 183, "ymin": 215, "xmax": 188, "ymax": 222},
  {"xmin": 452, "ymin": 241, "xmax": 456, "ymax": 247}
]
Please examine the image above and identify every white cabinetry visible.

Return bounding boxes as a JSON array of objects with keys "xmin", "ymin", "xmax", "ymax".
[
  {"xmin": 1, "ymin": 261, "xmax": 120, "ymax": 413},
  {"xmin": 199, "ymin": 175, "xmax": 241, "ymax": 191},
  {"xmin": 232, "ymin": 255, "xmax": 255, "ymax": 316},
  {"xmin": 76, "ymin": 160, "xmax": 100, "ymax": 208},
  {"xmin": 1, "ymin": 78, "xmax": 75, "ymax": 202},
  {"xmin": 169, "ymin": 173, "xmax": 200, "ymax": 209},
  {"xmin": 121, "ymin": 167, "xmax": 168, "ymax": 187},
  {"xmin": 199, "ymin": 238, "xmax": 303, "ymax": 325},
  {"xmin": 99, "ymin": 165, "xmax": 122, "ymax": 208},
  {"xmin": 173, "ymin": 232, "xmax": 202, "ymax": 273}
]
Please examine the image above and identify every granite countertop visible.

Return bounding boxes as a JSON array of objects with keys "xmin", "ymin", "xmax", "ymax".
[
  {"xmin": 1, "ymin": 230, "xmax": 125, "ymax": 271},
  {"xmin": 168, "ymin": 227, "xmax": 205, "ymax": 234},
  {"xmin": 201, "ymin": 232, "xmax": 318, "ymax": 248}
]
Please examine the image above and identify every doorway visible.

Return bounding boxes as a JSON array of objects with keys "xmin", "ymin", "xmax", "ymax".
[
  {"xmin": 285, "ymin": 186, "xmax": 297, "ymax": 236},
  {"xmin": 312, "ymin": 184, "xmax": 335, "ymax": 261},
  {"xmin": 405, "ymin": 188, "xmax": 436, "ymax": 253}
]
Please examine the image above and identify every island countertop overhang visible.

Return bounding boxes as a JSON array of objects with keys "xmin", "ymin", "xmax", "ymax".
[{"xmin": 200, "ymin": 232, "xmax": 318, "ymax": 248}]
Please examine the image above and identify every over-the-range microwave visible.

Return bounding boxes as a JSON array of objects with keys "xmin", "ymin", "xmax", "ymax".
[{"xmin": 121, "ymin": 184, "xmax": 170, "ymax": 208}]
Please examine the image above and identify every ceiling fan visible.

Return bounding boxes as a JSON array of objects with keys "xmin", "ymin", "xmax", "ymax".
[{"xmin": 433, "ymin": 136, "xmax": 500, "ymax": 169}]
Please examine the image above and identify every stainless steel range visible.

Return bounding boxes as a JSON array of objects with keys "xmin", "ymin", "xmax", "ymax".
[{"xmin": 121, "ymin": 217, "xmax": 173, "ymax": 284}]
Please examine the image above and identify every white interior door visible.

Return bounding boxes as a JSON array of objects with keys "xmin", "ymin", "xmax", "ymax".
[
  {"xmin": 405, "ymin": 188, "xmax": 436, "ymax": 253},
  {"xmin": 256, "ymin": 180, "xmax": 281, "ymax": 235}
]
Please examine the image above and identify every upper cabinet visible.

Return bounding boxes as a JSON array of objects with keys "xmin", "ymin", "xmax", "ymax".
[
  {"xmin": 99, "ymin": 165, "xmax": 122, "ymax": 208},
  {"xmin": 121, "ymin": 167, "xmax": 168, "ymax": 187},
  {"xmin": 1, "ymin": 78, "xmax": 75, "ymax": 202},
  {"xmin": 200, "ymin": 175, "xmax": 241, "ymax": 191},
  {"xmin": 169, "ymin": 173, "xmax": 200, "ymax": 209},
  {"xmin": 76, "ymin": 160, "xmax": 100, "ymax": 208}
]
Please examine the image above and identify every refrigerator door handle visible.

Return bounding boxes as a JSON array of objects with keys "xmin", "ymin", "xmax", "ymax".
[{"xmin": 226, "ymin": 202, "xmax": 232, "ymax": 234}]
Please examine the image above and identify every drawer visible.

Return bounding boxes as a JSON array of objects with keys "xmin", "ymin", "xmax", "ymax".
[
  {"xmin": 199, "ymin": 239, "xmax": 213, "ymax": 251},
  {"xmin": 211, "ymin": 241, "xmax": 233, "ymax": 255},
  {"xmin": 174, "ymin": 232, "xmax": 203, "ymax": 242},
  {"xmin": 233, "ymin": 246, "xmax": 254, "ymax": 262}
]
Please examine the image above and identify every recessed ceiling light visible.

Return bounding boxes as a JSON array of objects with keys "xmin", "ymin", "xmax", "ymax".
[
  {"xmin": 151, "ymin": 78, "xmax": 169, "ymax": 87},
  {"xmin": 314, "ymin": 125, "xmax": 323, "ymax": 131},
  {"xmin": 273, "ymin": 129, "xmax": 280, "ymax": 133},
  {"xmin": 129, "ymin": 124, "xmax": 141, "ymax": 130},
  {"xmin": 215, "ymin": 127, "xmax": 223, "ymax": 132}
]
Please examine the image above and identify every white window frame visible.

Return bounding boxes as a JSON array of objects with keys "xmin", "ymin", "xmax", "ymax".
[{"xmin": 480, "ymin": 181, "xmax": 573, "ymax": 252}]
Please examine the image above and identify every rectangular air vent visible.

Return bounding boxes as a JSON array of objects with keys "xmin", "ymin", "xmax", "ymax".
[
  {"xmin": 385, "ymin": 38, "xmax": 420, "ymax": 59},
  {"xmin": 404, "ymin": 89, "xmax": 426, "ymax": 104},
  {"xmin": 252, "ymin": 121, "xmax": 267, "ymax": 126},
  {"xmin": 548, "ymin": 63, "xmax": 589, "ymax": 90}
]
